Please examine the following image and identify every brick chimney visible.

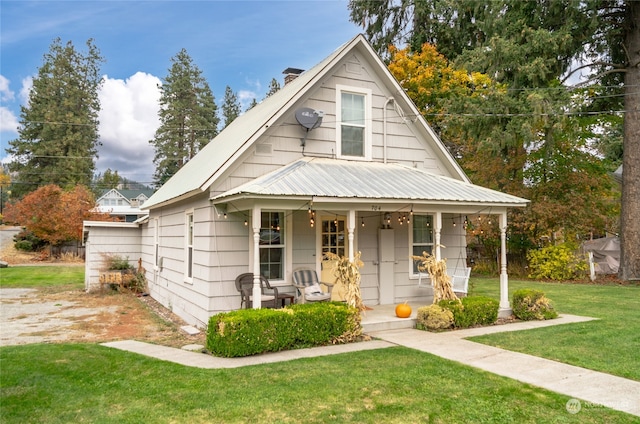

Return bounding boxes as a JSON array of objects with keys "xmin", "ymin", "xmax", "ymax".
[{"xmin": 283, "ymin": 67, "xmax": 304, "ymax": 85}]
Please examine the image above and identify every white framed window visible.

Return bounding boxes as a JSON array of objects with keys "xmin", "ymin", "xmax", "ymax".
[
  {"xmin": 259, "ymin": 211, "xmax": 285, "ymax": 280},
  {"xmin": 153, "ymin": 218, "xmax": 159, "ymax": 270},
  {"xmin": 410, "ymin": 214, "xmax": 434, "ymax": 275},
  {"xmin": 336, "ymin": 84, "xmax": 372, "ymax": 160},
  {"xmin": 185, "ymin": 210, "xmax": 194, "ymax": 282}
]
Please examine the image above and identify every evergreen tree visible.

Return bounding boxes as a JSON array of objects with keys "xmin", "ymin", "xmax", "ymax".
[
  {"xmin": 6, "ymin": 38, "xmax": 103, "ymax": 198},
  {"xmin": 265, "ymin": 78, "xmax": 281, "ymax": 98},
  {"xmin": 350, "ymin": 0, "xmax": 640, "ymax": 280},
  {"xmin": 246, "ymin": 98, "xmax": 258, "ymax": 112},
  {"xmin": 150, "ymin": 49, "xmax": 219, "ymax": 188},
  {"xmin": 93, "ymin": 168, "xmax": 121, "ymax": 194},
  {"xmin": 221, "ymin": 85, "xmax": 241, "ymax": 129}
]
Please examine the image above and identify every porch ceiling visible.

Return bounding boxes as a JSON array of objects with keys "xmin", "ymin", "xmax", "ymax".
[{"xmin": 211, "ymin": 157, "xmax": 529, "ymax": 208}]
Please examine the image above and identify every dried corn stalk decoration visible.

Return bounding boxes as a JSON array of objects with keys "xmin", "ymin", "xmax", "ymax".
[
  {"xmin": 324, "ymin": 251, "xmax": 366, "ymax": 312},
  {"xmin": 411, "ymin": 251, "xmax": 459, "ymax": 304}
]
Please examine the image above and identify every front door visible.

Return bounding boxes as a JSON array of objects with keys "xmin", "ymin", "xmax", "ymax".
[{"xmin": 318, "ymin": 216, "xmax": 347, "ymax": 300}]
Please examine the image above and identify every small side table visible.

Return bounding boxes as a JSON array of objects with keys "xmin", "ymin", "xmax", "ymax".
[{"xmin": 277, "ymin": 293, "xmax": 295, "ymax": 307}]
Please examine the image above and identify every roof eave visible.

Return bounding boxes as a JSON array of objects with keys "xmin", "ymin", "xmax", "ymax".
[{"xmin": 142, "ymin": 188, "xmax": 204, "ymax": 210}]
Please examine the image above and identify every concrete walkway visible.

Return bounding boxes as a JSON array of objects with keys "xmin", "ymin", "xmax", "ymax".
[{"xmin": 102, "ymin": 314, "xmax": 640, "ymax": 417}]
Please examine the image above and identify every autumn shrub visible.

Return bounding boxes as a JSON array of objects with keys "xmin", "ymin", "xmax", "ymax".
[
  {"xmin": 512, "ymin": 289, "xmax": 558, "ymax": 321},
  {"xmin": 416, "ymin": 304, "xmax": 454, "ymax": 331},
  {"xmin": 527, "ymin": 242, "xmax": 588, "ymax": 280}
]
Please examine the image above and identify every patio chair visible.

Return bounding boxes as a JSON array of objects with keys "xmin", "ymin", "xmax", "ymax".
[
  {"xmin": 292, "ymin": 268, "xmax": 333, "ymax": 303},
  {"xmin": 235, "ymin": 273, "xmax": 279, "ymax": 309}
]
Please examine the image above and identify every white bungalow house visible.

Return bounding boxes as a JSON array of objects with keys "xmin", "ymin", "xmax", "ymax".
[{"xmin": 83, "ymin": 34, "xmax": 528, "ymax": 328}]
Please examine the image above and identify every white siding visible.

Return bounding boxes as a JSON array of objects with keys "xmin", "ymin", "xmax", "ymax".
[{"xmin": 84, "ymin": 222, "xmax": 142, "ymax": 291}]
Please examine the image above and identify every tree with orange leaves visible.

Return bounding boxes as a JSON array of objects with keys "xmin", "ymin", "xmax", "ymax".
[{"xmin": 2, "ymin": 184, "xmax": 117, "ymax": 248}]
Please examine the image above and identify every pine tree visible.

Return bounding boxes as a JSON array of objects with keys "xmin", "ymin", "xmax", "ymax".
[
  {"xmin": 150, "ymin": 49, "xmax": 219, "ymax": 188},
  {"xmin": 246, "ymin": 98, "xmax": 258, "ymax": 112},
  {"xmin": 221, "ymin": 85, "xmax": 241, "ymax": 129},
  {"xmin": 265, "ymin": 78, "xmax": 281, "ymax": 98},
  {"xmin": 350, "ymin": 0, "xmax": 640, "ymax": 280},
  {"xmin": 6, "ymin": 38, "xmax": 103, "ymax": 198},
  {"xmin": 93, "ymin": 168, "xmax": 121, "ymax": 194}
]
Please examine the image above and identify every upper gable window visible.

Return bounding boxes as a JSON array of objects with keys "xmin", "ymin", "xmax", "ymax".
[{"xmin": 336, "ymin": 85, "xmax": 372, "ymax": 160}]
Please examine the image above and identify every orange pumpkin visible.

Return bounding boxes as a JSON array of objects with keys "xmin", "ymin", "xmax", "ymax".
[{"xmin": 395, "ymin": 302, "xmax": 412, "ymax": 318}]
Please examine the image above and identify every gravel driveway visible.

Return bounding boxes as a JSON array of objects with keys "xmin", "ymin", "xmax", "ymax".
[{"xmin": 0, "ymin": 288, "xmax": 121, "ymax": 346}]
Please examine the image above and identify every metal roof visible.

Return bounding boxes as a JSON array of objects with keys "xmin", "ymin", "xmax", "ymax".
[
  {"xmin": 142, "ymin": 38, "xmax": 351, "ymax": 210},
  {"xmin": 143, "ymin": 34, "xmax": 469, "ymax": 210},
  {"xmin": 211, "ymin": 157, "xmax": 529, "ymax": 206}
]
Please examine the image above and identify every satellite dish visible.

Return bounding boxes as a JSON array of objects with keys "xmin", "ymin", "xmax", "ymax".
[{"xmin": 295, "ymin": 107, "xmax": 323, "ymax": 130}]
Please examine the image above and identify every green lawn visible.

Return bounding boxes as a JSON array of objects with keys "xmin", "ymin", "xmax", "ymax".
[
  {"xmin": 1, "ymin": 267, "xmax": 638, "ymax": 422},
  {"xmin": 468, "ymin": 277, "xmax": 640, "ymax": 381},
  {"xmin": 0, "ymin": 265, "xmax": 84, "ymax": 290},
  {"xmin": 1, "ymin": 343, "xmax": 635, "ymax": 423}
]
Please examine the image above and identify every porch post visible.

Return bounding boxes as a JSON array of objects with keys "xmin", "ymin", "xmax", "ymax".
[
  {"xmin": 347, "ymin": 209, "xmax": 355, "ymax": 262},
  {"xmin": 434, "ymin": 212, "xmax": 442, "ymax": 261},
  {"xmin": 252, "ymin": 205, "xmax": 262, "ymax": 309},
  {"xmin": 498, "ymin": 211, "xmax": 511, "ymax": 317}
]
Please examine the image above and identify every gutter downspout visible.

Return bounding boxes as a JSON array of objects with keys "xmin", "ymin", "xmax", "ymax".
[{"xmin": 383, "ymin": 97, "xmax": 395, "ymax": 164}]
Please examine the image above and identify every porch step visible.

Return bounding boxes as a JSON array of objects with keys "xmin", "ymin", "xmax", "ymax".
[{"xmin": 361, "ymin": 317, "xmax": 416, "ymax": 333}]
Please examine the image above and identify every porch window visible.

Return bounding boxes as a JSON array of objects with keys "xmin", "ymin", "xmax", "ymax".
[
  {"xmin": 411, "ymin": 214, "xmax": 434, "ymax": 274},
  {"xmin": 336, "ymin": 85, "xmax": 372, "ymax": 160},
  {"xmin": 185, "ymin": 212, "xmax": 194, "ymax": 280},
  {"xmin": 259, "ymin": 211, "xmax": 284, "ymax": 280}
]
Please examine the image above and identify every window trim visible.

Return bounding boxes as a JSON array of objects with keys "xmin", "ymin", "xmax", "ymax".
[
  {"xmin": 185, "ymin": 209, "xmax": 194, "ymax": 283},
  {"xmin": 336, "ymin": 84, "xmax": 372, "ymax": 160},
  {"xmin": 409, "ymin": 214, "xmax": 435, "ymax": 278},
  {"xmin": 259, "ymin": 210, "xmax": 286, "ymax": 283}
]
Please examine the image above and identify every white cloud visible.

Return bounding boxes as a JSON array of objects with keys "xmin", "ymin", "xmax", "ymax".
[
  {"xmin": 0, "ymin": 75, "xmax": 15, "ymax": 102},
  {"xmin": 19, "ymin": 76, "xmax": 33, "ymax": 104},
  {"xmin": 0, "ymin": 107, "xmax": 19, "ymax": 133},
  {"xmin": 238, "ymin": 89, "xmax": 258, "ymax": 111},
  {"xmin": 97, "ymin": 72, "xmax": 161, "ymax": 185}
]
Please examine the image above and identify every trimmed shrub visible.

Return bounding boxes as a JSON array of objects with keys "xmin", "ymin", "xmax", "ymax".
[
  {"xmin": 13, "ymin": 230, "xmax": 46, "ymax": 252},
  {"xmin": 439, "ymin": 296, "xmax": 499, "ymax": 328},
  {"xmin": 206, "ymin": 302, "xmax": 361, "ymax": 357},
  {"xmin": 527, "ymin": 242, "xmax": 588, "ymax": 280},
  {"xmin": 512, "ymin": 289, "xmax": 558, "ymax": 321},
  {"xmin": 416, "ymin": 304, "xmax": 454, "ymax": 331}
]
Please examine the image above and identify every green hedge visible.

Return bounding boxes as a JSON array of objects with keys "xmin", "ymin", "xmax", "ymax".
[
  {"xmin": 439, "ymin": 296, "xmax": 499, "ymax": 328},
  {"xmin": 512, "ymin": 289, "xmax": 558, "ymax": 321},
  {"xmin": 206, "ymin": 302, "xmax": 361, "ymax": 357}
]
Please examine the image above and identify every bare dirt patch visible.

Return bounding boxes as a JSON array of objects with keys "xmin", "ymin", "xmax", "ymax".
[
  {"xmin": 1, "ymin": 287, "xmax": 206, "ymax": 348},
  {"xmin": 1, "ymin": 237, "xmax": 206, "ymax": 349}
]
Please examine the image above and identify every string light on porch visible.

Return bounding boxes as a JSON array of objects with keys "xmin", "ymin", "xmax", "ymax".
[
  {"xmin": 309, "ymin": 210, "xmax": 315, "ymax": 228},
  {"xmin": 361, "ymin": 217, "xmax": 365, "ymax": 227}
]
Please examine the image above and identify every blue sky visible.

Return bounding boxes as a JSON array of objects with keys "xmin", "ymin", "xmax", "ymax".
[{"xmin": 0, "ymin": 0, "xmax": 362, "ymax": 185}]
